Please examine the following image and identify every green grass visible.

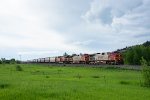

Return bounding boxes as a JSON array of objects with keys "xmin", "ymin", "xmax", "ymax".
[{"xmin": 0, "ymin": 64, "xmax": 150, "ymax": 100}]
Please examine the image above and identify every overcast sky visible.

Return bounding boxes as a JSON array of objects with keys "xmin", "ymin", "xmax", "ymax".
[{"xmin": 0, "ymin": 0, "xmax": 150, "ymax": 60}]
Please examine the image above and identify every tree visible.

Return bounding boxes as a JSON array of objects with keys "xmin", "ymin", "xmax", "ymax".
[
  {"xmin": 0, "ymin": 60, "xmax": 2, "ymax": 64},
  {"xmin": 1, "ymin": 58, "xmax": 6, "ymax": 64},
  {"xmin": 141, "ymin": 57, "xmax": 150, "ymax": 87},
  {"xmin": 143, "ymin": 41, "xmax": 150, "ymax": 47},
  {"xmin": 124, "ymin": 48, "xmax": 134, "ymax": 64},
  {"xmin": 133, "ymin": 51, "xmax": 139, "ymax": 65},
  {"xmin": 123, "ymin": 45, "xmax": 150, "ymax": 65},
  {"xmin": 10, "ymin": 58, "xmax": 16, "ymax": 64},
  {"xmin": 63, "ymin": 52, "xmax": 68, "ymax": 56}
]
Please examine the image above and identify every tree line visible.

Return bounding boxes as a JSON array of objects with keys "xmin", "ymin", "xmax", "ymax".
[
  {"xmin": 122, "ymin": 41, "xmax": 150, "ymax": 65},
  {"xmin": 0, "ymin": 58, "xmax": 21, "ymax": 64}
]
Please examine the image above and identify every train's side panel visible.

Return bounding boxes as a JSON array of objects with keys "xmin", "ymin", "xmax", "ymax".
[
  {"xmin": 60, "ymin": 56, "xmax": 72, "ymax": 63},
  {"xmin": 94, "ymin": 53, "xmax": 109, "ymax": 64},
  {"xmin": 56, "ymin": 57, "xmax": 61, "ymax": 63},
  {"xmin": 73, "ymin": 55, "xmax": 82, "ymax": 63},
  {"xmin": 35, "ymin": 59, "xmax": 38, "ymax": 63},
  {"xmin": 67, "ymin": 56, "xmax": 73, "ymax": 63},
  {"xmin": 95, "ymin": 53, "xmax": 109, "ymax": 60},
  {"xmin": 45, "ymin": 57, "xmax": 50, "ymax": 63},
  {"xmin": 60, "ymin": 56, "xmax": 65, "ymax": 62},
  {"xmin": 40, "ymin": 58, "xmax": 45, "ymax": 63},
  {"xmin": 50, "ymin": 57, "xmax": 56, "ymax": 63},
  {"xmin": 33, "ymin": 59, "xmax": 36, "ymax": 63},
  {"xmin": 89, "ymin": 54, "xmax": 95, "ymax": 64},
  {"xmin": 80, "ymin": 54, "xmax": 89, "ymax": 64},
  {"xmin": 60, "ymin": 56, "xmax": 66, "ymax": 63},
  {"xmin": 37, "ymin": 58, "xmax": 41, "ymax": 63}
]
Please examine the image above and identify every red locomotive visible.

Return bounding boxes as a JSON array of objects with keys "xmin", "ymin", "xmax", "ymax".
[{"xmin": 108, "ymin": 52, "xmax": 124, "ymax": 64}]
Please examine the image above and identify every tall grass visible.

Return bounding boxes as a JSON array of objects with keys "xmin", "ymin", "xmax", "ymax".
[{"xmin": 0, "ymin": 64, "xmax": 149, "ymax": 100}]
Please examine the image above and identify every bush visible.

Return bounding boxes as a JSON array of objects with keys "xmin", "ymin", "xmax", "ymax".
[
  {"xmin": 119, "ymin": 81, "xmax": 130, "ymax": 85},
  {"xmin": 0, "ymin": 83, "xmax": 9, "ymax": 89},
  {"xmin": 46, "ymin": 76, "xmax": 49, "ymax": 78},
  {"xmin": 16, "ymin": 65, "xmax": 23, "ymax": 71},
  {"xmin": 10, "ymin": 58, "xmax": 16, "ymax": 64},
  {"xmin": 92, "ymin": 75, "xmax": 100, "ymax": 78},
  {"xmin": 141, "ymin": 57, "xmax": 150, "ymax": 87},
  {"xmin": 75, "ymin": 74, "xmax": 82, "ymax": 79}
]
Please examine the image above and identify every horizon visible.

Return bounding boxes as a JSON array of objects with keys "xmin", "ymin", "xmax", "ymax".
[
  {"xmin": 0, "ymin": 0, "xmax": 150, "ymax": 60},
  {"xmin": 1, "ymin": 41, "xmax": 148, "ymax": 61}
]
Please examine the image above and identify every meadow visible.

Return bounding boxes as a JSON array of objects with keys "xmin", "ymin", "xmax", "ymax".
[{"xmin": 0, "ymin": 64, "xmax": 150, "ymax": 100}]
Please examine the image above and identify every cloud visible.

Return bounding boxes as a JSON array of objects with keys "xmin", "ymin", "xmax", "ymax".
[
  {"xmin": 0, "ymin": 0, "xmax": 149, "ymax": 60},
  {"xmin": 18, "ymin": 50, "xmax": 59, "ymax": 56},
  {"xmin": 72, "ymin": 40, "xmax": 94, "ymax": 46},
  {"xmin": 80, "ymin": 0, "xmax": 150, "ymax": 42},
  {"xmin": 82, "ymin": 0, "xmax": 143, "ymax": 25}
]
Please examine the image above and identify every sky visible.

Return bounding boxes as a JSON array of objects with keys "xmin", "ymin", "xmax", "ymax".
[{"xmin": 0, "ymin": 0, "xmax": 150, "ymax": 61}]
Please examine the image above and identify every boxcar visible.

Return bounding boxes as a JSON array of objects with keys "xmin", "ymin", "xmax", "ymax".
[
  {"xmin": 37, "ymin": 58, "xmax": 41, "ymax": 63},
  {"xmin": 45, "ymin": 57, "xmax": 50, "ymax": 63},
  {"xmin": 40, "ymin": 58, "xmax": 45, "ymax": 63},
  {"xmin": 56, "ymin": 56, "xmax": 63, "ymax": 63},
  {"xmin": 50, "ymin": 57, "xmax": 56, "ymax": 63},
  {"xmin": 59, "ymin": 56, "xmax": 68, "ymax": 64}
]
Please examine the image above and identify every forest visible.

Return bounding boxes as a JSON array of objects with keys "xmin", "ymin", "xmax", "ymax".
[{"xmin": 122, "ymin": 41, "xmax": 150, "ymax": 65}]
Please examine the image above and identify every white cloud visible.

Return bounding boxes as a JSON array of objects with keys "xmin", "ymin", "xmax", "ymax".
[
  {"xmin": 81, "ymin": 0, "xmax": 150, "ymax": 43},
  {"xmin": 18, "ymin": 50, "xmax": 59, "ymax": 56},
  {"xmin": 0, "ymin": 0, "xmax": 149, "ymax": 60},
  {"xmin": 82, "ymin": 0, "xmax": 143, "ymax": 24},
  {"xmin": 72, "ymin": 40, "xmax": 94, "ymax": 46}
]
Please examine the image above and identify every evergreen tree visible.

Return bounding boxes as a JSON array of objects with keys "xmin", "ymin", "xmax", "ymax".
[{"xmin": 63, "ymin": 52, "xmax": 68, "ymax": 56}]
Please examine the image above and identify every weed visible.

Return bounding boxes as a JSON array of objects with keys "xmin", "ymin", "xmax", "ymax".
[
  {"xmin": 57, "ymin": 69, "xmax": 62, "ymax": 72},
  {"xmin": 46, "ymin": 76, "xmax": 49, "ymax": 78},
  {"xmin": 92, "ymin": 75, "xmax": 100, "ymax": 78},
  {"xmin": 119, "ymin": 81, "xmax": 130, "ymax": 85},
  {"xmin": 16, "ymin": 65, "xmax": 23, "ymax": 71},
  {"xmin": 0, "ymin": 83, "xmax": 9, "ymax": 89},
  {"xmin": 75, "ymin": 74, "xmax": 82, "ymax": 79},
  {"xmin": 49, "ymin": 92, "xmax": 58, "ymax": 98},
  {"xmin": 57, "ymin": 69, "xmax": 62, "ymax": 74}
]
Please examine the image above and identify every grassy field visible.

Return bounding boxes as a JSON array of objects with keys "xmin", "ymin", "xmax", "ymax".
[{"xmin": 0, "ymin": 64, "xmax": 150, "ymax": 100}]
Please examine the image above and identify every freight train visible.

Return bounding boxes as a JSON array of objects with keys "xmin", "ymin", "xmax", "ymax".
[{"xmin": 29, "ymin": 52, "xmax": 124, "ymax": 65}]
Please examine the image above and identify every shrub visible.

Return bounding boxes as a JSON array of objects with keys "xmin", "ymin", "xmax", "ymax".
[
  {"xmin": 10, "ymin": 58, "xmax": 16, "ymax": 64},
  {"xmin": 0, "ymin": 83, "xmax": 9, "ymax": 89},
  {"xmin": 119, "ymin": 81, "xmax": 130, "ymax": 85},
  {"xmin": 141, "ymin": 57, "xmax": 150, "ymax": 87},
  {"xmin": 75, "ymin": 74, "xmax": 82, "ymax": 79},
  {"xmin": 46, "ymin": 76, "xmax": 49, "ymax": 78},
  {"xmin": 92, "ymin": 75, "xmax": 100, "ymax": 78},
  {"xmin": 16, "ymin": 65, "xmax": 23, "ymax": 71}
]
